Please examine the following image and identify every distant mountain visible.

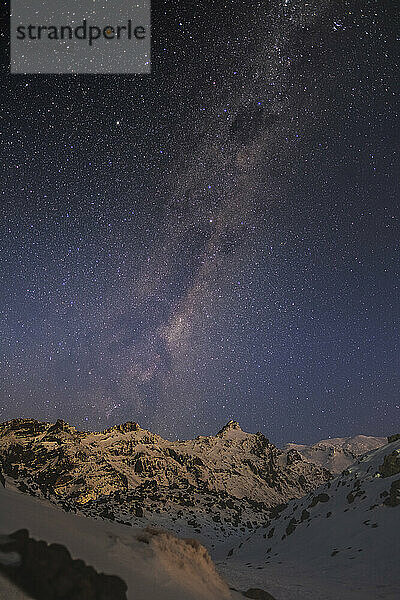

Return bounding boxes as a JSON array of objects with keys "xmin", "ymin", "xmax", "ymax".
[
  {"xmin": 0, "ymin": 418, "xmax": 331, "ymax": 547},
  {"xmin": 284, "ymin": 435, "xmax": 387, "ymax": 474},
  {"xmin": 219, "ymin": 439, "xmax": 400, "ymax": 600}
]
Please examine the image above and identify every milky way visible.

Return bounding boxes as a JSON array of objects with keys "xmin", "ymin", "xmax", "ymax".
[{"xmin": 1, "ymin": 0, "xmax": 398, "ymax": 443}]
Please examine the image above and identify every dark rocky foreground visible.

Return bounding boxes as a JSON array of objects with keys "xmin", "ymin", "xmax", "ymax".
[
  {"xmin": 0, "ymin": 529, "xmax": 127, "ymax": 600},
  {"xmin": 242, "ymin": 590, "xmax": 277, "ymax": 599}
]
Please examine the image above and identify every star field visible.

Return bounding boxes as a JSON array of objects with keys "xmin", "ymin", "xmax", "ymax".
[{"xmin": 0, "ymin": 0, "xmax": 399, "ymax": 444}]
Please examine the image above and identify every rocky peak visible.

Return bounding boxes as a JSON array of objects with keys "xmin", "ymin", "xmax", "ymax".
[
  {"xmin": 47, "ymin": 419, "xmax": 77, "ymax": 435},
  {"xmin": 103, "ymin": 422, "xmax": 142, "ymax": 435},
  {"xmin": 216, "ymin": 420, "xmax": 243, "ymax": 437}
]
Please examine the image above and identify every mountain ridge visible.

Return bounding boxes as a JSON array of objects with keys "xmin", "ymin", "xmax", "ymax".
[
  {"xmin": 284, "ymin": 434, "xmax": 387, "ymax": 474},
  {"xmin": 0, "ymin": 418, "xmax": 388, "ymax": 548},
  {"xmin": 0, "ymin": 417, "xmax": 332, "ymax": 548},
  {"xmin": 0, "ymin": 416, "xmax": 387, "ymax": 445}
]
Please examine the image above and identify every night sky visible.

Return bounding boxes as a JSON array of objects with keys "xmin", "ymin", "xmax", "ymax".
[{"xmin": 1, "ymin": 0, "xmax": 399, "ymax": 445}]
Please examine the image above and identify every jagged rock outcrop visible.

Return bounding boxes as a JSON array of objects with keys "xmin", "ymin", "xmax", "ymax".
[
  {"xmin": 104, "ymin": 422, "xmax": 142, "ymax": 435},
  {"xmin": 383, "ymin": 479, "xmax": 400, "ymax": 507},
  {"xmin": 217, "ymin": 420, "xmax": 243, "ymax": 437},
  {"xmin": 378, "ymin": 449, "xmax": 400, "ymax": 478}
]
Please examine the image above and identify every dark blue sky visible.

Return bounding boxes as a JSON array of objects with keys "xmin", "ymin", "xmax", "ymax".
[{"xmin": 1, "ymin": 0, "xmax": 399, "ymax": 445}]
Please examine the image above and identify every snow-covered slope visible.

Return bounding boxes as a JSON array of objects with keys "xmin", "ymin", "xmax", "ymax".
[
  {"xmin": 219, "ymin": 440, "xmax": 400, "ymax": 600},
  {"xmin": 285, "ymin": 435, "xmax": 387, "ymax": 474},
  {"xmin": 0, "ymin": 481, "xmax": 236, "ymax": 600}
]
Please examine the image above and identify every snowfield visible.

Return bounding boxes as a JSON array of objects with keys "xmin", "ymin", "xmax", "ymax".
[
  {"xmin": 218, "ymin": 440, "xmax": 400, "ymax": 600},
  {"xmin": 0, "ymin": 481, "xmax": 238, "ymax": 600}
]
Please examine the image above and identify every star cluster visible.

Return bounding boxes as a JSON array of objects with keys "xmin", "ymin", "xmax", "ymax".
[{"xmin": 0, "ymin": 0, "xmax": 398, "ymax": 444}]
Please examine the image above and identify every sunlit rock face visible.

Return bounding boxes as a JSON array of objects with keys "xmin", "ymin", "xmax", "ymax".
[{"xmin": 0, "ymin": 418, "xmax": 332, "ymax": 539}]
